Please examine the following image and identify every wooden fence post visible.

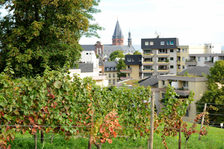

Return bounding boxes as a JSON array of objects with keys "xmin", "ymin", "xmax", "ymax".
[
  {"xmin": 148, "ymin": 92, "xmax": 154, "ymax": 149},
  {"xmin": 198, "ymin": 103, "xmax": 207, "ymax": 140}
]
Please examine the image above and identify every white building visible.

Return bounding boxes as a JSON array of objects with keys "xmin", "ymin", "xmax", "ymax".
[
  {"xmin": 189, "ymin": 43, "xmax": 221, "ymax": 54},
  {"xmin": 69, "ymin": 51, "xmax": 108, "ymax": 87}
]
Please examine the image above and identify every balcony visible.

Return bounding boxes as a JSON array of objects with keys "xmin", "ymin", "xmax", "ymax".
[
  {"xmin": 120, "ymin": 68, "xmax": 132, "ymax": 73},
  {"xmin": 157, "ymin": 60, "xmax": 169, "ymax": 65},
  {"xmin": 142, "ymin": 69, "xmax": 154, "ymax": 73},
  {"xmin": 158, "ymin": 53, "xmax": 169, "ymax": 56},
  {"xmin": 204, "ymin": 61, "xmax": 214, "ymax": 66},
  {"xmin": 143, "ymin": 61, "xmax": 154, "ymax": 65},
  {"xmin": 143, "ymin": 54, "xmax": 154, "ymax": 58},
  {"xmin": 157, "ymin": 69, "xmax": 169, "ymax": 73},
  {"xmin": 185, "ymin": 59, "xmax": 197, "ymax": 66}
]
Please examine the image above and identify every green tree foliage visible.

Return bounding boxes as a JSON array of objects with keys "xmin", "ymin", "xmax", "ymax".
[
  {"xmin": 0, "ymin": 0, "xmax": 101, "ymax": 78},
  {"xmin": 133, "ymin": 51, "xmax": 142, "ymax": 55},
  {"xmin": 197, "ymin": 60, "xmax": 224, "ymax": 125},
  {"xmin": 116, "ymin": 59, "xmax": 126, "ymax": 80},
  {"xmin": 109, "ymin": 50, "xmax": 124, "ymax": 61}
]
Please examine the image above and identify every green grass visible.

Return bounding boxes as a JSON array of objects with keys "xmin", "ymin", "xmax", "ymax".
[{"xmin": 10, "ymin": 125, "xmax": 224, "ymax": 149}]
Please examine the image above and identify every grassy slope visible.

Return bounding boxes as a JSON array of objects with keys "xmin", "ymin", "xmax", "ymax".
[{"xmin": 11, "ymin": 125, "xmax": 224, "ymax": 149}]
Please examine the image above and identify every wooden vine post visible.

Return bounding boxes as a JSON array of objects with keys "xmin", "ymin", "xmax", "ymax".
[
  {"xmin": 198, "ymin": 103, "xmax": 207, "ymax": 140},
  {"xmin": 148, "ymin": 91, "xmax": 154, "ymax": 149}
]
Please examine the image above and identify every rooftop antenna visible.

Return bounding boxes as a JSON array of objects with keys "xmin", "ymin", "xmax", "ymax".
[{"xmin": 155, "ymin": 31, "xmax": 160, "ymax": 38}]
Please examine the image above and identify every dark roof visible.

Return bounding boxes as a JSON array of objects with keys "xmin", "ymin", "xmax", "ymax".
[
  {"xmin": 139, "ymin": 75, "xmax": 159, "ymax": 87},
  {"xmin": 78, "ymin": 63, "xmax": 93, "ymax": 73},
  {"xmin": 104, "ymin": 61, "xmax": 117, "ymax": 67},
  {"xmin": 112, "ymin": 20, "xmax": 124, "ymax": 39},
  {"xmin": 125, "ymin": 55, "xmax": 142, "ymax": 65},
  {"xmin": 103, "ymin": 45, "xmax": 135, "ymax": 54},
  {"xmin": 104, "ymin": 61, "xmax": 117, "ymax": 72},
  {"xmin": 179, "ymin": 66, "xmax": 210, "ymax": 77},
  {"xmin": 81, "ymin": 45, "xmax": 95, "ymax": 51}
]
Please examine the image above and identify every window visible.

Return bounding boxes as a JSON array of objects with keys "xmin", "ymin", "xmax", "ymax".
[
  {"xmin": 170, "ymin": 57, "xmax": 174, "ymax": 61},
  {"xmin": 162, "ymin": 80, "xmax": 165, "ymax": 85},
  {"xmin": 113, "ymin": 73, "xmax": 115, "ymax": 78},
  {"xmin": 86, "ymin": 53, "xmax": 88, "ymax": 55},
  {"xmin": 170, "ymin": 41, "xmax": 174, "ymax": 45},
  {"xmin": 182, "ymin": 66, "xmax": 185, "ymax": 69},
  {"xmin": 113, "ymin": 79, "xmax": 115, "ymax": 85},
  {"xmin": 205, "ymin": 57, "xmax": 208, "ymax": 61},
  {"xmin": 145, "ymin": 41, "xmax": 149, "ymax": 46},
  {"xmin": 170, "ymin": 49, "xmax": 174, "ymax": 52},
  {"xmin": 127, "ymin": 58, "xmax": 132, "ymax": 62},
  {"xmin": 166, "ymin": 41, "xmax": 169, "ymax": 45},
  {"xmin": 160, "ymin": 41, "xmax": 165, "ymax": 45},
  {"xmin": 182, "ymin": 57, "xmax": 185, "ymax": 61},
  {"xmin": 109, "ymin": 80, "xmax": 111, "ymax": 84},
  {"xmin": 198, "ymin": 57, "xmax": 201, "ymax": 61},
  {"xmin": 182, "ymin": 49, "xmax": 185, "ymax": 52},
  {"xmin": 150, "ymin": 41, "xmax": 154, "ymax": 45},
  {"xmin": 170, "ymin": 65, "xmax": 174, "ymax": 69},
  {"xmin": 109, "ymin": 74, "xmax": 111, "ymax": 78}
]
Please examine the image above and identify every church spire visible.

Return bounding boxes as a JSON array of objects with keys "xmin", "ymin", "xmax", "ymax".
[
  {"xmin": 128, "ymin": 31, "xmax": 132, "ymax": 47},
  {"xmin": 112, "ymin": 20, "xmax": 124, "ymax": 45}
]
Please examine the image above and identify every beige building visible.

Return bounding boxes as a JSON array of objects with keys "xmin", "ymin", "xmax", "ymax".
[
  {"xmin": 177, "ymin": 45, "xmax": 189, "ymax": 73},
  {"xmin": 104, "ymin": 61, "xmax": 119, "ymax": 86},
  {"xmin": 120, "ymin": 55, "xmax": 142, "ymax": 80},
  {"xmin": 155, "ymin": 66, "xmax": 209, "ymax": 122}
]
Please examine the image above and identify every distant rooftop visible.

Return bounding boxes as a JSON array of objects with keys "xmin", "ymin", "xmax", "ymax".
[
  {"xmin": 178, "ymin": 66, "xmax": 210, "ymax": 77},
  {"xmin": 78, "ymin": 63, "xmax": 93, "ymax": 73},
  {"xmin": 81, "ymin": 45, "xmax": 95, "ymax": 51}
]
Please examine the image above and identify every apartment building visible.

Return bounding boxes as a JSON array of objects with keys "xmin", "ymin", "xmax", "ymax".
[
  {"xmin": 141, "ymin": 37, "xmax": 189, "ymax": 78},
  {"xmin": 104, "ymin": 61, "xmax": 119, "ymax": 86},
  {"xmin": 156, "ymin": 66, "xmax": 209, "ymax": 122},
  {"xmin": 186, "ymin": 53, "xmax": 224, "ymax": 67},
  {"xmin": 120, "ymin": 55, "xmax": 142, "ymax": 80}
]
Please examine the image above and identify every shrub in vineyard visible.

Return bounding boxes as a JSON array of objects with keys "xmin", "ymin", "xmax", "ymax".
[{"xmin": 159, "ymin": 85, "xmax": 194, "ymax": 149}]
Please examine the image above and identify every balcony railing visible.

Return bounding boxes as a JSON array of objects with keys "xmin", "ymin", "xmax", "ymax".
[{"xmin": 120, "ymin": 68, "xmax": 132, "ymax": 73}]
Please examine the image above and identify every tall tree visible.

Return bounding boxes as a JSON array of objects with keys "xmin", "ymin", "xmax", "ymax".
[
  {"xmin": 0, "ymin": 0, "xmax": 101, "ymax": 77},
  {"xmin": 197, "ymin": 60, "xmax": 224, "ymax": 125},
  {"xmin": 116, "ymin": 59, "xmax": 126, "ymax": 80},
  {"xmin": 109, "ymin": 50, "xmax": 124, "ymax": 61},
  {"xmin": 133, "ymin": 51, "xmax": 142, "ymax": 55}
]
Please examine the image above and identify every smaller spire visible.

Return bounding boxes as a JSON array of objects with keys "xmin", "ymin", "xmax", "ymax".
[{"xmin": 128, "ymin": 31, "xmax": 132, "ymax": 47}]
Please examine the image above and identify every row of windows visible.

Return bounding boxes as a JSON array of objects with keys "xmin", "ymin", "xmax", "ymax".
[
  {"xmin": 109, "ymin": 79, "xmax": 117, "ymax": 85},
  {"xmin": 105, "ymin": 67, "xmax": 117, "ymax": 71},
  {"xmin": 144, "ymin": 41, "xmax": 174, "ymax": 46},
  {"xmin": 106, "ymin": 73, "xmax": 117, "ymax": 78}
]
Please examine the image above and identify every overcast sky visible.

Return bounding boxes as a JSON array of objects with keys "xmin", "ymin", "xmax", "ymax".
[{"xmin": 79, "ymin": 0, "xmax": 224, "ymax": 47}]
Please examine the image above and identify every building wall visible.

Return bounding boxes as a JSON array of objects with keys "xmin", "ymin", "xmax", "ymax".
[
  {"xmin": 157, "ymin": 79, "xmax": 207, "ymax": 122},
  {"xmin": 177, "ymin": 46, "xmax": 189, "ymax": 73},
  {"xmin": 184, "ymin": 81, "xmax": 207, "ymax": 122},
  {"xmin": 104, "ymin": 71, "xmax": 118, "ymax": 86},
  {"xmin": 129, "ymin": 65, "xmax": 140, "ymax": 80}
]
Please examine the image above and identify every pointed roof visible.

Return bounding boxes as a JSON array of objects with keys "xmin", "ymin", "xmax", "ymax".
[{"xmin": 112, "ymin": 20, "xmax": 124, "ymax": 39}]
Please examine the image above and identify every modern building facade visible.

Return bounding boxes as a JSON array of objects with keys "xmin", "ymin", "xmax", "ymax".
[{"xmin": 141, "ymin": 37, "xmax": 189, "ymax": 78}]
